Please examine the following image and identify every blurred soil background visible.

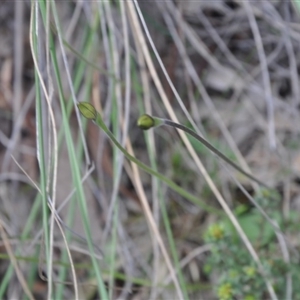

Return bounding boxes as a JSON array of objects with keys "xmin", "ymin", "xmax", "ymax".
[{"xmin": 0, "ymin": 0, "xmax": 300, "ymax": 299}]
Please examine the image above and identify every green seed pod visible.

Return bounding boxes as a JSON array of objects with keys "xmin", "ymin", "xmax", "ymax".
[
  {"xmin": 77, "ymin": 102, "xmax": 97, "ymax": 120},
  {"xmin": 137, "ymin": 114, "xmax": 155, "ymax": 130}
]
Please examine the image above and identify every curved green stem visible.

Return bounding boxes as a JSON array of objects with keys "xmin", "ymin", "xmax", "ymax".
[
  {"xmin": 163, "ymin": 119, "xmax": 268, "ymax": 188},
  {"xmin": 77, "ymin": 103, "xmax": 221, "ymax": 215},
  {"xmin": 138, "ymin": 114, "xmax": 268, "ymax": 188}
]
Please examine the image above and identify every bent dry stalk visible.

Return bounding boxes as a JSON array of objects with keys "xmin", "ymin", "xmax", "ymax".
[
  {"xmin": 137, "ymin": 114, "xmax": 268, "ymax": 188},
  {"xmin": 77, "ymin": 102, "xmax": 222, "ymax": 215}
]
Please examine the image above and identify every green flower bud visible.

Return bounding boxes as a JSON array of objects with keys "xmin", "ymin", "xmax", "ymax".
[
  {"xmin": 137, "ymin": 114, "xmax": 155, "ymax": 130},
  {"xmin": 77, "ymin": 102, "xmax": 97, "ymax": 120}
]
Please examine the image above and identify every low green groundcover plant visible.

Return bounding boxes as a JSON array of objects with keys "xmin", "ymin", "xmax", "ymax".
[{"xmin": 204, "ymin": 189, "xmax": 300, "ymax": 300}]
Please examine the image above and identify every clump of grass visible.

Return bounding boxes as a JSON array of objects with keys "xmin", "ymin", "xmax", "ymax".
[{"xmin": 4, "ymin": 1, "xmax": 299, "ymax": 299}]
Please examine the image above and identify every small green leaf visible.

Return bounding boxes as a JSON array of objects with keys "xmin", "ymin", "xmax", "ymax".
[
  {"xmin": 77, "ymin": 102, "xmax": 97, "ymax": 120},
  {"xmin": 137, "ymin": 114, "xmax": 155, "ymax": 130}
]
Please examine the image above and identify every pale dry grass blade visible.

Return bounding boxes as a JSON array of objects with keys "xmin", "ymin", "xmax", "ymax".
[
  {"xmin": 1, "ymin": 1, "xmax": 25, "ymax": 173},
  {"xmin": 44, "ymin": 2, "xmax": 60, "ymax": 298},
  {"xmin": 243, "ymin": 0, "xmax": 276, "ymax": 149},
  {"xmin": 163, "ymin": 1, "xmax": 259, "ymax": 191},
  {"xmin": 163, "ymin": 244, "xmax": 211, "ymax": 286},
  {"xmin": 265, "ymin": 2, "xmax": 300, "ymax": 128},
  {"xmin": 30, "ymin": 3, "xmax": 54, "ymax": 296},
  {"xmin": 50, "ymin": 1, "xmax": 91, "ymax": 168},
  {"xmin": 132, "ymin": 24, "xmax": 161, "ymax": 300},
  {"xmin": 29, "ymin": 3, "xmax": 81, "ymax": 296},
  {"xmin": 11, "ymin": 155, "xmax": 79, "ymax": 298},
  {"xmin": 1, "ymin": 87, "xmax": 35, "ymax": 173},
  {"xmin": 27, "ymin": 165, "xmax": 97, "ymax": 257},
  {"xmin": 116, "ymin": 4, "xmax": 133, "ymax": 298},
  {"xmin": 125, "ymin": 138, "xmax": 184, "ymax": 300},
  {"xmin": 100, "ymin": 0, "xmax": 128, "ymax": 246},
  {"xmin": 0, "ymin": 221, "xmax": 35, "ymax": 300},
  {"xmin": 128, "ymin": 1, "xmax": 278, "ymax": 299}
]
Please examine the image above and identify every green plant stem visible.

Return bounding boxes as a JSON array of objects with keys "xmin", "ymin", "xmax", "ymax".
[
  {"xmin": 87, "ymin": 110, "xmax": 222, "ymax": 215},
  {"xmin": 137, "ymin": 114, "xmax": 269, "ymax": 188},
  {"xmin": 161, "ymin": 118, "xmax": 268, "ymax": 188}
]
